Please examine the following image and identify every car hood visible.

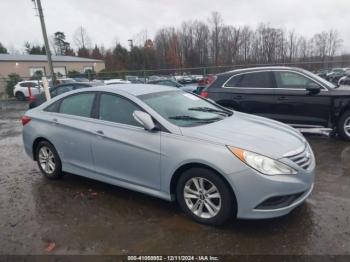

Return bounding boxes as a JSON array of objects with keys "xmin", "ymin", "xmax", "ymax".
[
  {"xmin": 180, "ymin": 112, "xmax": 306, "ymax": 159},
  {"xmin": 329, "ymin": 86, "xmax": 350, "ymax": 95}
]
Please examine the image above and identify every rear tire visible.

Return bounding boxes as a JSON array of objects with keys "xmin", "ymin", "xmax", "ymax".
[
  {"xmin": 35, "ymin": 141, "xmax": 63, "ymax": 179},
  {"xmin": 337, "ymin": 110, "xmax": 350, "ymax": 141},
  {"xmin": 176, "ymin": 167, "xmax": 236, "ymax": 225},
  {"xmin": 15, "ymin": 92, "xmax": 25, "ymax": 101}
]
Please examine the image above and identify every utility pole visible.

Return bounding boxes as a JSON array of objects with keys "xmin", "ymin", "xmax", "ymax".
[
  {"xmin": 33, "ymin": 0, "xmax": 56, "ymax": 85},
  {"xmin": 128, "ymin": 39, "xmax": 133, "ymax": 51}
]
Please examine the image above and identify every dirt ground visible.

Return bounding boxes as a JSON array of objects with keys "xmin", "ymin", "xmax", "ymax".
[{"xmin": 0, "ymin": 103, "xmax": 349, "ymax": 255}]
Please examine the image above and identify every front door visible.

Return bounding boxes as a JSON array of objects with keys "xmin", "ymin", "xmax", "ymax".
[
  {"xmin": 272, "ymin": 71, "xmax": 331, "ymax": 126},
  {"xmin": 90, "ymin": 93, "xmax": 161, "ymax": 189}
]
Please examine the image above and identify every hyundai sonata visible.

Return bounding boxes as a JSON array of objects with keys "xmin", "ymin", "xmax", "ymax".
[{"xmin": 22, "ymin": 84, "xmax": 315, "ymax": 225}]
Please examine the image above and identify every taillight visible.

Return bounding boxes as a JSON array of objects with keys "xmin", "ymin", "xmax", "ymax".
[
  {"xmin": 200, "ymin": 91, "xmax": 209, "ymax": 98},
  {"xmin": 21, "ymin": 115, "xmax": 31, "ymax": 126},
  {"xmin": 29, "ymin": 96, "xmax": 36, "ymax": 102}
]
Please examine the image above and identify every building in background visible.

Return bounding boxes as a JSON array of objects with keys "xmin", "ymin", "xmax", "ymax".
[{"xmin": 0, "ymin": 54, "xmax": 105, "ymax": 97}]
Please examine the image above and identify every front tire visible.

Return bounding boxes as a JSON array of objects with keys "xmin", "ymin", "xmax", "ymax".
[
  {"xmin": 176, "ymin": 168, "xmax": 235, "ymax": 225},
  {"xmin": 337, "ymin": 111, "xmax": 350, "ymax": 141},
  {"xmin": 35, "ymin": 141, "xmax": 63, "ymax": 179}
]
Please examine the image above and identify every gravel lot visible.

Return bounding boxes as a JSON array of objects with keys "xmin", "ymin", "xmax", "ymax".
[{"xmin": 0, "ymin": 101, "xmax": 349, "ymax": 255}]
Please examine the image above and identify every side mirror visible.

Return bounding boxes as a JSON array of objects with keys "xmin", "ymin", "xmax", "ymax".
[
  {"xmin": 133, "ymin": 110, "xmax": 157, "ymax": 131},
  {"xmin": 306, "ymin": 85, "xmax": 321, "ymax": 94}
]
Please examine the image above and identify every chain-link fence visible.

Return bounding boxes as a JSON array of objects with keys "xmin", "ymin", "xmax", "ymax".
[{"xmin": 1, "ymin": 59, "xmax": 350, "ymax": 100}]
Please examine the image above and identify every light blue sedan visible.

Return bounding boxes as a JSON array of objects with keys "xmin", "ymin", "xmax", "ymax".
[{"xmin": 22, "ymin": 84, "xmax": 315, "ymax": 225}]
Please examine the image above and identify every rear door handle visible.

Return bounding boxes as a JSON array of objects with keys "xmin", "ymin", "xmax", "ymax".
[
  {"xmin": 278, "ymin": 96, "xmax": 288, "ymax": 101},
  {"xmin": 234, "ymin": 95, "xmax": 244, "ymax": 100}
]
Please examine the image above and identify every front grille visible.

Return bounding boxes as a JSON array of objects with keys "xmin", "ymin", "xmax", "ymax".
[{"xmin": 287, "ymin": 145, "xmax": 312, "ymax": 170}]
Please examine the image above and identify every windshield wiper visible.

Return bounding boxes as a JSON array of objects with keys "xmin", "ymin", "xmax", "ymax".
[
  {"xmin": 168, "ymin": 115, "xmax": 222, "ymax": 122},
  {"xmin": 188, "ymin": 107, "xmax": 233, "ymax": 116}
]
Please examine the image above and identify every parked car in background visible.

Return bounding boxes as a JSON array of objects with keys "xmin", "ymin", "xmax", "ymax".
[
  {"xmin": 196, "ymin": 74, "xmax": 217, "ymax": 95},
  {"xmin": 55, "ymin": 78, "xmax": 76, "ymax": 85},
  {"xmin": 28, "ymin": 82, "xmax": 103, "ymax": 108},
  {"xmin": 179, "ymin": 75, "xmax": 193, "ymax": 84},
  {"xmin": 338, "ymin": 75, "xmax": 350, "ymax": 86},
  {"xmin": 316, "ymin": 69, "xmax": 330, "ymax": 79},
  {"xmin": 125, "ymin": 75, "xmax": 139, "ymax": 83},
  {"xmin": 13, "ymin": 80, "xmax": 43, "ymax": 101},
  {"xmin": 22, "ymin": 84, "xmax": 315, "ymax": 225},
  {"xmin": 71, "ymin": 77, "xmax": 90, "ymax": 82},
  {"xmin": 325, "ymin": 68, "xmax": 347, "ymax": 83},
  {"xmin": 147, "ymin": 79, "xmax": 197, "ymax": 93},
  {"xmin": 201, "ymin": 66, "xmax": 350, "ymax": 141},
  {"xmin": 148, "ymin": 75, "xmax": 170, "ymax": 82},
  {"xmin": 191, "ymin": 75, "xmax": 204, "ymax": 82},
  {"xmin": 104, "ymin": 79, "xmax": 131, "ymax": 85}
]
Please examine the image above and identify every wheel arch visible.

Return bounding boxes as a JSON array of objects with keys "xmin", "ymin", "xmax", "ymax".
[
  {"xmin": 32, "ymin": 137, "xmax": 52, "ymax": 161},
  {"xmin": 170, "ymin": 162, "xmax": 237, "ymax": 211},
  {"xmin": 333, "ymin": 105, "xmax": 350, "ymax": 128},
  {"xmin": 15, "ymin": 90, "xmax": 25, "ymax": 97}
]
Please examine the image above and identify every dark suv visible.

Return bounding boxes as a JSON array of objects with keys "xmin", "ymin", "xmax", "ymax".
[
  {"xmin": 29, "ymin": 82, "xmax": 103, "ymax": 108},
  {"xmin": 201, "ymin": 66, "xmax": 350, "ymax": 141}
]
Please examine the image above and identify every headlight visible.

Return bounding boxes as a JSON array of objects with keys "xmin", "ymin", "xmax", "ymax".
[{"xmin": 227, "ymin": 146, "xmax": 297, "ymax": 176}]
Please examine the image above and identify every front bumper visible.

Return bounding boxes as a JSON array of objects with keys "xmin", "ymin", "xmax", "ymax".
[{"xmin": 227, "ymin": 161, "xmax": 315, "ymax": 219}]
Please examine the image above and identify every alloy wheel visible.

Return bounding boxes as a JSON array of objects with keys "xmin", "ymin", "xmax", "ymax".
[
  {"xmin": 183, "ymin": 177, "xmax": 221, "ymax": 219},
  {"xmin": 38, "ymin": 146, "xmax": 55, "ymax": 174},
  {"xmin": 344, "ymin": 116, "xmax": 350, "ymax": 137}
]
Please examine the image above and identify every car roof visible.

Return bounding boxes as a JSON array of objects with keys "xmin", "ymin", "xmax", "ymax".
[
  {"xmin": 84, "ymin": 84, "xmax": 178, "ymax": 96},
  {"xmin": 217, "ymin": 66, "xmax": 304, "ymax": 76},
  {"xmin": 20, "ymin": 80, "xmax": 41, "ymax": 83}
]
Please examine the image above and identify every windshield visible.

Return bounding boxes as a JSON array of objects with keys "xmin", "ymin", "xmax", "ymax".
[
  {"xmin": 139, "ymin": 90, "xmax": 233, "ymax": 127},
  {"xmin": 301, "ymin": 69, "xmax": 337, "ymax": 89}
]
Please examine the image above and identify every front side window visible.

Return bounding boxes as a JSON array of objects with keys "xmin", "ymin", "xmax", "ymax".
[
  {"xmin": 59, "ymin": 93, "xmax": 95, "ymax": 117},
  {"xmin": 139, "ymin": 90, "xmax": 232, "ymax": 127},
  {"xmin": 275, "ymin": 71, "xmax": 321, "ymax": 89},
  {"xmin": 225, "ymin": 72, "xmax": 272, "ymax": 88},
  {"xmin": 98, "ymin": 94, "xmax": 142, "ymax": 127}
]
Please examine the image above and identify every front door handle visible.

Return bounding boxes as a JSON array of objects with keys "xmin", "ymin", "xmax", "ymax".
[
  {"xmin": 51, "ymin": 118, "xmax": 58, "ymax": 125},
  {"xmin": 278, "ymin": 96, "xmax": 288, "ymax": 101},
  {"xmin": 96, "ymin": 130, "xmax": 104, "ymax": 135},
  {"xmin": 234, "ymin": 95, "xmax": 244, "ymax": 100}
]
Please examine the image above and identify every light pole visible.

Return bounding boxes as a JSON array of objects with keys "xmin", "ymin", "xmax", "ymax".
[{"xmin": 32, "ymin": 0, "xmax": 56, "ymax": 85}]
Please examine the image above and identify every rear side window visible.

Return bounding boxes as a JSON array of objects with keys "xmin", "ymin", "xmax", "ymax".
[
  {"xmin": 20, "ymin": 82, "xmax": 36, "ymax": 87},
  {"xmin": 225, "ymin": 72, "xmax": 272, "ymax": 88},
  {"xmin": 59, "ymin": 93, "xmax": 95, "ymax": 117},
  {"xmin": 225, "ymin": 75, "xmax": 242, "ymax": 87},
  {"xmin": 44, "ymin": 101, "xmax": 59, "ymax": 112},
  {"xmin": 98, "ymin": 94, "xmax": 142, "ymax": 127}
]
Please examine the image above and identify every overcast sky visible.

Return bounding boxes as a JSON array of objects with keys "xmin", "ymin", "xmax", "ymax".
[{"xmin": 1, "ymin": 0, "xmax": 349, "ymax": 53}]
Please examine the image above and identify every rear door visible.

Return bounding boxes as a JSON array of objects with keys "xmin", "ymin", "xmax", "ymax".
[
  {"xmin": 43, "ymin": 92, "xmax": 97, "ymax": 174},
  {"xmin": 272, "ymin": 70, "xmax": 331, "ymax": 126},
  {"xmin": 218, "ymin": 71, "xmax": 277, "ymax": 119}
]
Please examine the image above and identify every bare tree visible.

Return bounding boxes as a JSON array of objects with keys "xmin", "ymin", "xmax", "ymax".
[
  {"xmin": 73, "ymin": 26, "xmax": 91, "ymax": 49},
  {"xmin": 208, "ymin": 11, "xmax": 223, "ymax": 66},
  {"xmin": 327, "ymin": 29, "xmax": 342, "ymax": 57}
]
